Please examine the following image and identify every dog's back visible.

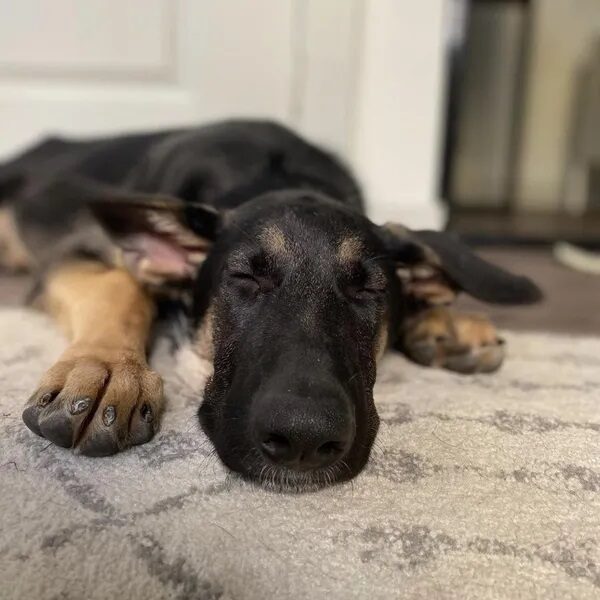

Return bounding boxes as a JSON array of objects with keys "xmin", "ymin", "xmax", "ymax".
[
  {"xmin": 1, "ymin": 120, "xmax": 362, "ymax": 208},
  {"xmin": 0, "ymin": 120, "xmax": 363, "ymax": 272}
]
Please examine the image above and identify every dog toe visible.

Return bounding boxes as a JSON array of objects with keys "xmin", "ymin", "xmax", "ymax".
[
  {"xmin": 22, "ymin": 392, "xmax": 53, "ymax": 436},
  {"xmin": 77, "ymin": 426, "xmax": 120, "ymax": 457},
  {"xmin": 129, "ymin": 403, "xmax": 158, "ymax": 446},
  {"xmin": 37, "ymin": 394, "xmax": 95, "ymax": 447}
]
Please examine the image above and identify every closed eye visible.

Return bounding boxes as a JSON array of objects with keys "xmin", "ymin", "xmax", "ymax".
[
  {"xmin": 229, "ymin": 271, "xmax": 277, "ymax": 294},
  {"xmin": 230, "ymin": 271, "xmax": 257, "ymax": 283},
  {"xmin": 343, "ymin": 262, "xmax": 387, "ymax": 302},
  {"xmin": 345, "ymin": 283, "xmax": 386, "ymax": 303}
]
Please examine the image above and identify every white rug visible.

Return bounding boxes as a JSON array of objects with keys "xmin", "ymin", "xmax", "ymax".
[{"xmin": 0, "ymin": 308, "xmax": 599, "ymax": 599}]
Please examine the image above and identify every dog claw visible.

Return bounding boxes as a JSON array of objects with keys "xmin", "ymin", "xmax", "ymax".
[
  {"xmin": 129, "ymin": 405, "xmax": 156, "ymax": 446},
  {"xmin": 140, "ymin": 403, "xmax": 153, "ymax": 423},
  {"xmin": 70, "ymin": 397, "xmax": 91, "ymax": 415},
  {"xmin": 102, "ymin": 405, "xmax": 116, "ymax": 426},
  {"xmin": 39, "ymin": 392, "xmax": 55, "ymax": 407},
  {"xmin": 22, "ymin": 390, "xmax": 58, "ymax": 436}
]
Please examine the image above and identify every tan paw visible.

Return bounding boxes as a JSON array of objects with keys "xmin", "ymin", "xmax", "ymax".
[
  {"xmin": 403, "ymin": 307, "xmax": 505, "ymax": 374},
  {"xmin": 22, "ymin": 346, "xmax": 163, "ymax": 456}
]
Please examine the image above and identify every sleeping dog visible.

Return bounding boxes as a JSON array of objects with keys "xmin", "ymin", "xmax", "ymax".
[{"xmin": 0, "ymin": 120, "xmax": 541, "ymax": 490}]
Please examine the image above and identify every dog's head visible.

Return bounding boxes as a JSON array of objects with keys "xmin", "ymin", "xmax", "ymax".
[{"xmin": 90, "ymin": 185, "xmax": 541, "ymax": 491}]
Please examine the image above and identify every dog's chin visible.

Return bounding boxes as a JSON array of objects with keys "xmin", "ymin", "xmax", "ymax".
[{"xmin": 239, "ymin": 461, "xmax": 353, "ymax": 494}]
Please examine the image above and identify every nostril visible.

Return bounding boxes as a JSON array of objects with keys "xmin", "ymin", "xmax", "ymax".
[
  {"xmin": 316, "ymin": 440, "xmax": 346, "ymax": 458},
  {"xmin": 260, "ymin": 433, "xmax": 292, "ymax": 461}
]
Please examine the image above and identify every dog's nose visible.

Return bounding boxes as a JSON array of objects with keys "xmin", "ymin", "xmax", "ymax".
[{"xmin": 254, "ymin": 397, "xmax": 354, "ymax": 470}]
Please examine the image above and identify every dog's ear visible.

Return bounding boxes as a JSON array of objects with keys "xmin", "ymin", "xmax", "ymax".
[
  {"xmin": 380, "ymin": 223, "xmax": 542, "ymax": 305},
  {"xmin": 90, "ymin": 194, "xmax": 221, "ymax": 284},
  {"xmin": 47, "ymin": 177, "xmax": 221, "ymax": 284}
]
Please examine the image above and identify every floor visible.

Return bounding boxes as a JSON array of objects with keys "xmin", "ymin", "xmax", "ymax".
[
  {"xmin": 3, "ymin": 303, "xmax": 599, "ymax": 599},
  {"xmin": 1, "ymin": 247, "xmax": 598, "ymax": 335},
  {"xmin": 456, "ymin": 247, "xmax": 600, "ymax": 336}
]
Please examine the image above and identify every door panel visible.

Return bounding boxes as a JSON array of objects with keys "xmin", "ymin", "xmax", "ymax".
[
  {"xmin": 0, "ymin": 0, "xmax": 171, "ymax": 76},
  {"xmin": 0, "ymin": 0, "xmax": 296, "ymax": 157}
]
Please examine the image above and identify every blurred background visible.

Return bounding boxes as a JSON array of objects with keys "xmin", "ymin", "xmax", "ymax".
[
  {"xmin": 444, "ymin": 0, "xmax": 600, "ymax": 245},
  {"xmin": 0, "ymin": 0, "xmax": 599, "ymax": 332}
]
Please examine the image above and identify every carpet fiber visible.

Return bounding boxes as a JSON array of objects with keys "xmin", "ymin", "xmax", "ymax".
[{"xmin": 0, "ymin": 308, "xmax": 599, "ymax": 599}]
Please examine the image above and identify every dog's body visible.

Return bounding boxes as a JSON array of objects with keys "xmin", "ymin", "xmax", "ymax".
[{"xmin": 0, "ymin": 120, "xmax": 541, "ymax": 491}]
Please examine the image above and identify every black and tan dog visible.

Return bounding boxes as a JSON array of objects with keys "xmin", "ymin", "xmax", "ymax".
[{"xmin": 0, "ymin": 120, "xmax": 541, "ymax": 490}]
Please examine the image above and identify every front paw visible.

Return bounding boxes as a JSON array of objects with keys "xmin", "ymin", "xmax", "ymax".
[
  {"xmin": 22, "ymin": 350, "xmax": 163, "ymax": 456},
  {"xmin": 403, "ymin": 308, "xmax": 505, "ymax": 374}
]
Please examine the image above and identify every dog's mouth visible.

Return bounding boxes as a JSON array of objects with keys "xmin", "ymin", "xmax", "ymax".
[
  {"xmin": 198, "ymin": 418, "xmax": 359, "ymax": 493},
  {"xmin": 254, "ymin": 465, "xmax": 352, "ymax": 493},
  {"xmin": 234, "ymin": 445, "xmax": 356, "ymax": 493}
]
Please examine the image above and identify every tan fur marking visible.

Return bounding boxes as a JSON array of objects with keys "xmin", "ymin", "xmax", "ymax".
[
  {"xmin": 44, "ymin": 261, "xmax": 154, "ymax": 353},
  {"xmin": 260, "ymin": 226, "xmax": 287, "ymax": 255},
  {"xmin": 375, "ymin": 317, "xmax": 389, "ymax": 362},
  {"xmin": 338, "ymin": 237, "xmax": 363, "ymax": 263},
  {"xmin": 0, "ymin": 207, "xmax": 31, "ymax": 271},
  {"xmin": 24, "ymin": 260, "xmax": 164, "ymax": 453},
  {"xmin": 194, "ymin": 304, "xmax": 215, "ymax": 361}
]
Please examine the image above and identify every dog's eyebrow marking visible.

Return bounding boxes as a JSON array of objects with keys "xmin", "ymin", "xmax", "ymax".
[
  {"xmin": 337, "ymin": 237, "xmax": 363, "ymax": 262},
  {"xmin": 259, "ymin": 225, "xmax": 287, "ymax": 255}
]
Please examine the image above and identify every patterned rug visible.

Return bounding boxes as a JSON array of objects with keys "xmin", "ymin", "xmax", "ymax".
[{"xmin": 0, "ymin": 308, "xmax": 598, "ymax": 600}]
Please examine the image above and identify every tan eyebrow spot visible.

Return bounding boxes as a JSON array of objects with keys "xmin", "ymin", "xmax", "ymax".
[
  {"xmin": 338, "ymin": 237, "xmax": 363, "ymax": 263},
  {"xmin": 259, "ymin": 226, "xmax": 287, "ymax": 255}
]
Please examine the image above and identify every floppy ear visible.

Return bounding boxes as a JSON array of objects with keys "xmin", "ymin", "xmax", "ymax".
[
  {"xmin": 48, "ymin": 177, "xmax": 221, "ymax": 285},
  {"xmin": 90, "ymin": 194, "xmax": 220, "ymax": 285},
  {"xmin": 381, "ymin": 223, "xmax": 542, "ymax": 305}
]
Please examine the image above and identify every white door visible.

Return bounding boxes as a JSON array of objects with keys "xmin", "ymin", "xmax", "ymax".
[
  {"xmin": 0, "ymin": 0, "xmax": 447, "ymax": 228},
  {"xmin": 0, "ymin": 0, "xmax": 301, "ymax": 155}
]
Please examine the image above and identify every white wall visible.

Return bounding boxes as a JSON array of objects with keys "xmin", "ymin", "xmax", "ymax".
[
  {"xmin": 0, "ymin": 0, "xmax": 297, "ymax": 155},
  {"xmin": 0, "ymin": 0, "xmax": 448, "ymax": 229},
  {"xmin": 352, "ymin": 0, "xmax": 448, "ymax": 228}
]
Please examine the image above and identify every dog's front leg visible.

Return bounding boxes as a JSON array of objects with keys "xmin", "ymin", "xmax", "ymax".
[{"xmin": 22, "ymin": 260, "xmax": 164, "ymax": 456}]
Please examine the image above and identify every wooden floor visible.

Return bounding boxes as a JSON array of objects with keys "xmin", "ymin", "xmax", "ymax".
[
  {"xmin": 456, "ymin": 248, "xmax": 600, "ymax": 336},
  {"xmin": 1, "ymin": 247, "xmax": 599, "ymax": 335}
]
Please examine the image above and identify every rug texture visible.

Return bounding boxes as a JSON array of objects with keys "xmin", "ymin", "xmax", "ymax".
[{"xmin": 0, "ymin": 307, "xmax": 599, "ymax": 600}]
